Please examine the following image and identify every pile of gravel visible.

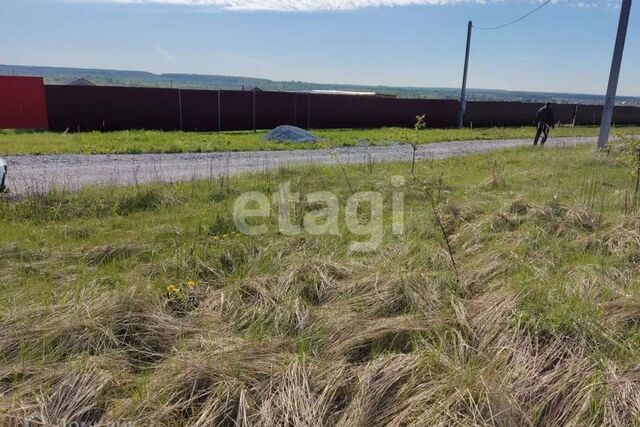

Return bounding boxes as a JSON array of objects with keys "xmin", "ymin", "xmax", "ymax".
[{"xmin": 264, "ymin": 125, "xmax": 319, "ymax": 143}]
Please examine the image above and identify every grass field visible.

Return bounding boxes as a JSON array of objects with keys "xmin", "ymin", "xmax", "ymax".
[
  {"xmin": 1, "ymin": 125, "xmax": 639, "ymax": 155},
  {"xmin": 1, "ymin": 141, "xmax": 640, "ymax": 425}
]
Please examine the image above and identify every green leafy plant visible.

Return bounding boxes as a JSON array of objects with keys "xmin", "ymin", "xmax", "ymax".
[
  {"xmin": 411, "ymin": 115, "xmax": 426, "ymax": 174},
  {"xmin": 320, "ymin": 142, "xmax": 354, "ymax": 194},
  {"xmin": 394, "ymin": 115, "xmax": 426, "ymax": 174}
]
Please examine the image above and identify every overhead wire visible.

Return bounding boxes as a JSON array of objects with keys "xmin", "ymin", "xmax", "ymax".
[{"xmin": 474, "ymin": 0, "xmax": 553, "ymax": 30}]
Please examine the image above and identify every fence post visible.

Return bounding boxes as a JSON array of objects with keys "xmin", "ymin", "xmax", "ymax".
[
  {"xmin": 307, "ymin": 94, "xmax": 311, "ymax": 130},
  {"xmin": 178, "ymin": 89, "xmax": 183, "ymax": 131},
  {"xmin": 293, "ymin": 93, "xmax": 297, "ymax": 126},
  {"xmin": 253, "ymin": 90, "xmax": 257, "ymax": 133},
  {"xmin": 217, "ymin": 90, "xmax": 222, "ymax": 132}
]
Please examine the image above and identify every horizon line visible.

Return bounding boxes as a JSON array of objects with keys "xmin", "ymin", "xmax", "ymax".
[{"xmin": 3, "ymin": 63, "xmax": 638, "ymax": 100}]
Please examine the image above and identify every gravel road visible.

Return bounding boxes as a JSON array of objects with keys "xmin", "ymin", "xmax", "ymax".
[{"xmin": 4, "ymin": 137, "xmax": 596, "ymax": 195}]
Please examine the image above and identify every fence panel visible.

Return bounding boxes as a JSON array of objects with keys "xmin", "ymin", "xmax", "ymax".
[
  {"xmin": 613, "ymin": 106, "xmax": 640, "ymax": 125},
  {"xmin": 309, "ymin": 94, "xmax": 383, "ymax": 129},
  {"xmin": 575, "ymin": 105, "xmax": 602, "ymax": 126},
  {"xmin": 465, "ymin": 102, "xmax": 576, "ymax": 127},
  {"xmin": 410, "ymin": 99, "xmax": 458, "ymax": 128},
  {"xmin": 0, "ymin": 76, "xmax": 48, "ymax": 129},
  {"xmin": 180, "ymin": 89, "xmax": 219, "ymax": 132},
  {"xmin": 294, "ymin": 94, "xmax": 311, "ymax": 129},
  {"xmin": 566, "ymin": 104, "xmax": 640, "ymax": 126},
  {"xmin": 219, "ymin": 90, "xmax": 253, "ymax": 131},
  {"xmin": 46, "ymin": 86, "xmax": 181, "ymax": 131},
  {"xmin": 308, "ymin": 96, "xmax": 457, "ymax": 129},
  {"xmin": 256, "ymin": 91, "xmax": 296, "ymax": 130}
]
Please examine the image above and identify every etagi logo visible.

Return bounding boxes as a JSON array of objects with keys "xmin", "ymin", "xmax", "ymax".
[{"xmin": 233, "ymin": 177, "xmax": 405, "ymax": 252}]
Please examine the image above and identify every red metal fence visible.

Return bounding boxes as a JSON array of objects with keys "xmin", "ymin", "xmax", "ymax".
[
  {"xmin": 465, "ymin": 101, "xmax": 640, "ymax": 127},
  {"xmin": 43, "ymin": 86, "xmax": 459, "ymax": 132},
  {"xmin": 0, "ymin": 76, "xmax": 48, "ymax": 129},
  {"xmin": 1, "ymin": 77, "xmax": 640, "ymax": 131}
]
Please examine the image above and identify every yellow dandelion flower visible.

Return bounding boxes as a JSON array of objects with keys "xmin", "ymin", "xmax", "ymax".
[
  {"xmin": 166, "ymin": 285, "xmax": 178, "ymax": 293},
  {"xmin": 186, "ymin": 281, "xmax": 196, "ymax": 289}
]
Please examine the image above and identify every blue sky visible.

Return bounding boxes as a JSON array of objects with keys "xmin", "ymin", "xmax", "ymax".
[{"xmin": 0, "ymin": 0, "xmax": 637, "ymax": 95}]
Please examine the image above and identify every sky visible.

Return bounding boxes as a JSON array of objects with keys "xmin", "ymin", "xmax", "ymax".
[{"xmin": 0, "ymin": 0, "xmax": 638, "ymax": 96}]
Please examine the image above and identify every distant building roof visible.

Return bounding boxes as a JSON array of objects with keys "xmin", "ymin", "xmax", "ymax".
[{"xmin": 67, "ymin": 77, "xmax": 96, "ymax": 86}]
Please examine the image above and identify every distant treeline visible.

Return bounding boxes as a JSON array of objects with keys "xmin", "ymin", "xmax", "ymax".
[{"xmin": 1, "ymin": 64, "xmax": 638, "ymax": 106}]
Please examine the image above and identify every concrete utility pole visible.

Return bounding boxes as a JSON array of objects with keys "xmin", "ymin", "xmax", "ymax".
[
  {"xmin": 598, "ymin": 0, "xmax": 633, "ymax": 149},
  {"xmin": 458, "ymin": 21, "xmax": 473, "ymax": 129}
]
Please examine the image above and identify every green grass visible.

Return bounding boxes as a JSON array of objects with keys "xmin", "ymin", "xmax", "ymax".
[
  {"xmin": 1, "ymin": 142, "xmax": 640, "ymax": 424},
  {"xmin": 1, "ymin": 125, "xmax": 639, "ymax": 155}
]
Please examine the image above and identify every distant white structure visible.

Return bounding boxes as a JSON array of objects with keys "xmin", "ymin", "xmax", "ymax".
[{"xmin": 296, "ymin": 90, "xmax": 396, "ymax": 98}]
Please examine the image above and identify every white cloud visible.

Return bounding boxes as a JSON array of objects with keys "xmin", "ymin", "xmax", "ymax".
[
  {"xmin": 79, "ymin": 0, "xmax": 577, "ymax": 12},
  {"xmin": 155, "ymin": 46, "xmax": 176, "ymax": 62}
]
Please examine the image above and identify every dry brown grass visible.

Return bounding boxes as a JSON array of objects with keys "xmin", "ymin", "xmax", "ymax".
[
  {"xmin": 0, "ymin": 289, "xmax": 191, "ymax": 366},
  {"xmin": 1, "ymin": 355, "xmax": 129, "ymax": 426}
]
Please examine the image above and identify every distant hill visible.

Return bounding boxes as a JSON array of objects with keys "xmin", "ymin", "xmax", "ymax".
[{"xmin": 2, "ymin": 64, "xmax": 639, "ymax": 106}]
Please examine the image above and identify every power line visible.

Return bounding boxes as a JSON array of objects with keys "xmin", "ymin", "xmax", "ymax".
[
  {"xmin": 474, "ymin": 0, "xmax": 552, "ymax": 31},
  {"xmin": 457, "ymin": 0, "xmax": 553, "ymax": 127}
]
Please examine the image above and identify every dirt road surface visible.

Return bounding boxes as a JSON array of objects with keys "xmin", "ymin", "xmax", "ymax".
[{"xmin": 4, "ymin": 137, "xmax": 596, "ymax": 195}]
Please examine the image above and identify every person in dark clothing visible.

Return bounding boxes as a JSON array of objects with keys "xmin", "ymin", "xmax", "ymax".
[
  {"xmin": 534, "ymin": 102, "xmax": 556, "ymax": 146},
  {"xmin": 0, "ymin": 158, "xmax": 6, "ymax": 193}
]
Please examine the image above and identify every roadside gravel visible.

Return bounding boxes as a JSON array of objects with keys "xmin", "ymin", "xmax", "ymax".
[{"xmin": 4, "ymin": 137, "xmax": 596, "ymax": 195}]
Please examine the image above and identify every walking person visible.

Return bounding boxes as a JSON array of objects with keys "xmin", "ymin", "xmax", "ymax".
[
  {"xmin": 0, "ymin": 157, "xmax": 6, "ymax": 193},
  {"xmin": 534, "ymin": 102, "xmax": 556, "ymax": 146}
]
